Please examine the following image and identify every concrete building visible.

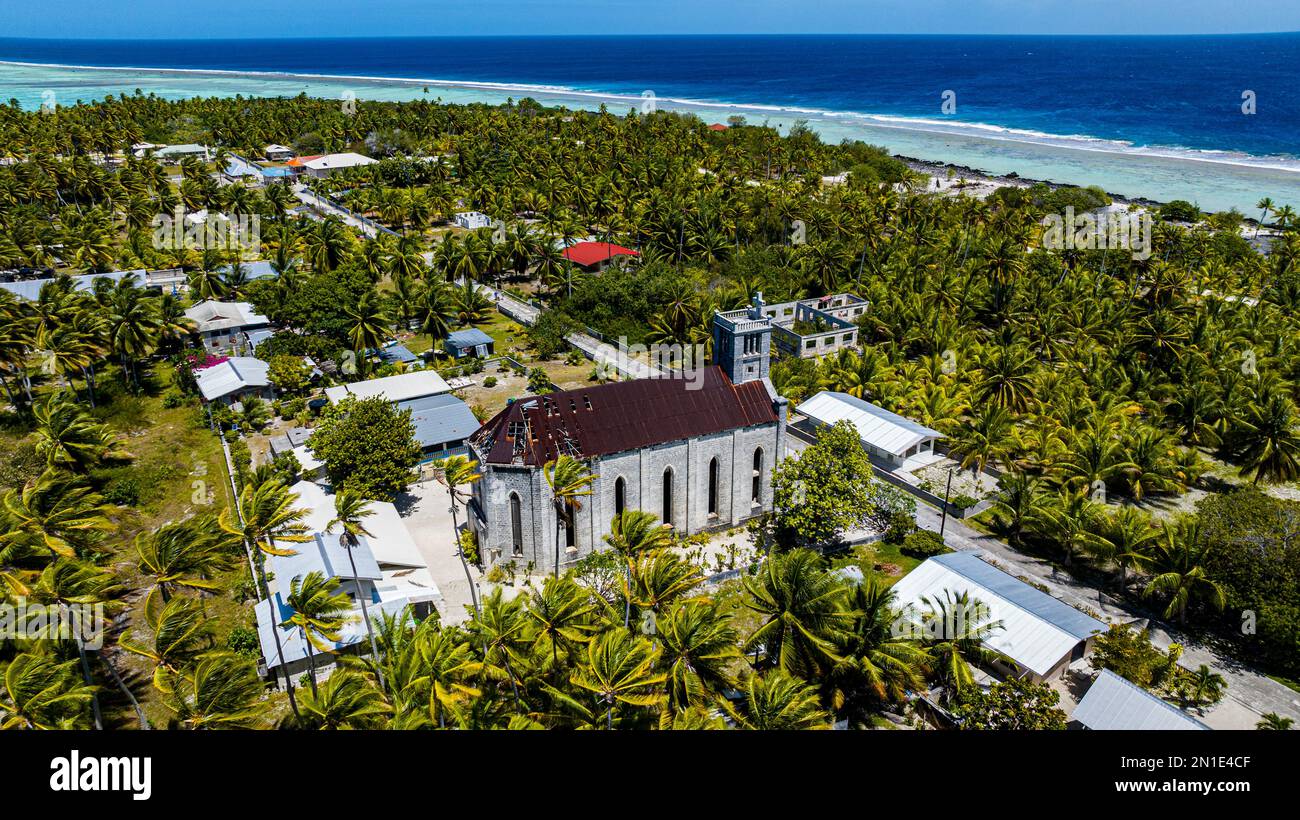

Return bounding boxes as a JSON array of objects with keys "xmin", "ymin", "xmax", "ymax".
[
  {"xmin": 185, "ymin": 300, "xmax": 271, "ymax": 353},
  {"xmin": 891, "ymin": 552, "xmax": 1108, "ymax": 683},
  {"xmin": 453, "ymin": 211, "xmax": 492, "ymax": 230},
  {"xmin": 444, "ymin": 328, "xmax": 495, "ymax": 359},
  {"xmin": 301, "ymin": 152, "xmax": 378, "ymax": 178},
  {"xmin": 193, "ymin": 356, "xmax": 273, "ymax": 405},
  {"xmin": 324, "ymin": 370, "xmax": 450, "ymax": 405},
  {"xmin": 759, "ymin": 293, "xmax": 867, "ymax": 359},
  {"xmin": 561, "ymin": 241, "xmax": 640, "ymax": 273},
  {"xmin": 1071, "ymin": 670, "xmax": 1210, "ymax": 730},
  {"xmin": 467, "ymin": 299, "xmax": 787, "ymax": 570},
  {"xmin": 796, "ymin": 391, "xmax": 943, "ymax": 470},
  {"xmin": 264, "ymin": 144, "xmax": 295, "ymax": 162},
  {"xmin": 253, "ymin": 480, "xmax": 440, "ymax": 676}
]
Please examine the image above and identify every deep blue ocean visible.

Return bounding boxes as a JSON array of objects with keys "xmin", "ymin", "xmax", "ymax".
[{"xmin": 2, "ymin": 34, "xmax": 1298, "ymax": 159}]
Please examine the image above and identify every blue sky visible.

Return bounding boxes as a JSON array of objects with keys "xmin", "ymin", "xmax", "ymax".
[{"xmin": 5, "ymin": 0, "xmax": 1300, "ymax": 38}]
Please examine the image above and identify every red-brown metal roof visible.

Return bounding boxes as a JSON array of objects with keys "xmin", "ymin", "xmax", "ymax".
[
  {"xmin": 470, "ymin": 367, "xmax": 776, "ymax": 466},
  {"xmin": 561, "ymin": 242, "xmax": 640, "ymax": 267}
]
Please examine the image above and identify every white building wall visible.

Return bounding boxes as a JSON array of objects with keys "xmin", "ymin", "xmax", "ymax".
[{"xmin": 473, "ymin": 420, "xmax": 783, "ymax": 572}]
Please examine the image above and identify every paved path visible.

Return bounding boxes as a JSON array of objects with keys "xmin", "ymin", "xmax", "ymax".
[
  {"xmin": 396, "ymin": 478, "xmax": 483, "ymax": 627},
  {"xmin": 292, "ymin": 184, "xmax": 394, "ymax": 239},
  {"xmin": 461, "ymin": 279, "xmax": 663, "ymax": 380}
]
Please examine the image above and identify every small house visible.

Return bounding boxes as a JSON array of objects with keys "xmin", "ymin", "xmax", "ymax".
[{"xmin": 444, "ymin": 328, "xmax": 495, "ymax": 359}]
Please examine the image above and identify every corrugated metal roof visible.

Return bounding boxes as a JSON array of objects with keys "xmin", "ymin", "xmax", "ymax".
[
  {"xmin": 0, "ymin": 270, "xmax": 137, "ymax": 301},
  {"xmin": 796, "ymin": 391, "xmax": 942, "ymax": 458},
  {"xmin": 890, "ymin": 552, "xmax": 1106, "ymax": 677},
  {"xmin": 446, "ymin": 328, "xmax": 494, "ymax": 348},
  {"xmin": 471, "ymin": 366, "xmax": 777, "ymax": 466},
  {"xmin": 194, "ymin": 356, "xmax": 270, "ymax": 400},
  {"xmin": 1073, "ymin": 670, "xmax": 1210, "ymax": 730},
  {"xmin": 184, "ymin": 300, "xmax": 269, "ymax": 333},
  {"xmin": 271, "ymin": 531, "xmax": 384, "ymax": 586},
  {"xmin": 281, "ymin": 480, "xmax": 427, "ymax": 570},
  {"xmin": 399, "ymin": 393, "xmax": 481, "ymax": 449},
  {"xmin": 324, "ymin": 370, "xmax": 451, "ymax": 404}
]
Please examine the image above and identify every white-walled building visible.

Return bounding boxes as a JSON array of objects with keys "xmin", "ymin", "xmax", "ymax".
[
  {"xmin": 468, "ymin": 298, "xmax": 787, "ymax": 570},
  {"xmin": 301, "ymin": 152, "xmax": 378, "ymax": 178},
  {"xmin": 254, "ymin": 480, "xmax": 441, "ymax": 675},
  {"xmin": 891, "ymin": 552, "xmax": 1107, "ymax": 683}
]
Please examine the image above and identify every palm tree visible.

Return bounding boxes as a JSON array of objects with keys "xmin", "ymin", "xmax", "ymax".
[
  {"xmin": 1235, "ymin": 390, "xmax": 1300, "ymax": 484},
  {"xmin": 344, "ymin": 291, "xmax": 390, "ymax": 373},
  {"xmin": 280, "ymin": 571, "xmax": 354, "ymax": 697},
  {"xmin": 1143, "ymin": 520, "xmax": 1226, "ymax": 625},
  {"xmin": 827, "ymin": 578, "xmax": 929, "ymax": 716},
  {"xmin": 1256, "ymin": 712, "xmax": 1294, "ymax": 730},
  {"xmin": 1255, "ymin": 197, "xmax": 1275, "ymax": 238},
  {"xmin": 914, "ymin": 589, "xmax": 1006, "ymax": 696},
  {"xmin": 327, "ymin": 490, "xmax": 386, "ymax": 690},
  {"xmin": 118, "ymin": 592, "xmax": 213, "ymax": 693},
  {"xmin": 526, "ymin": 575, "xmax": 597, "ymax": 673},
  {"xmin": 32, "ymin": 396, "xmax": 132, "ymax": 473},
  {"xmin": 542, "ymin": 455, "xmax": 596, "ymax": 577},
  {"xmin": 0, "ymin": 652, "xmax": 97, "ymax": 729},
  {"xmin": 411, "ymin": 623, "xmax": 483, "ymax": 728},
  {"xmin": 604, "ymin": 510, "xmax": 674, "ymax": 627},
  {"xmin": 1, "ymin": 470, "xmax": 112, "ymax": 560},
  {"xmin": 289, "ymin": 668, "xmax": 391, "ymax": 729},
  {"xmin": 570, "ymin": 629, "xmax": 665, "ymax": 729},
  {"xmin": 743, "ymin": 548, "xmax": 851, "ymax": 678},
  {"xmin": 415, "ymin": 277, "xmax": 456, "ymax": 349},
  {"xmin": 24, "ymin": 558, "xmax": 123, "ymax": 730},
  {"xmin": 160, "ymin": 652, "xmax": 265, "ymax": 729},
  {"xmin": 656, "ymin": 599, "xmax": 739, "ymax": 720},
  {"xmin": 218, "ymin": 479, "xmax": 311, "ymax": 715},
  {"xmin": 1176, "ymin": 663, "xmax": 1227, "ymax": 708},
  {"xmin": 722, "ymin": 670, "xmax": 832, "ymax": 730},
  {"xmin": 431, "ymin": 454, "xmax": 482, "ymax": 615},
  {"xmin": 991, "ymin": 472, "xmax": 1050, "ymax": 547}
]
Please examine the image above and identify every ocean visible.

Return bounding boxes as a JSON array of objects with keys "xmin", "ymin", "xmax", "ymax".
[{"xmin": 2, "ymin": 34, "xmax": 1299, "ymax": 212}]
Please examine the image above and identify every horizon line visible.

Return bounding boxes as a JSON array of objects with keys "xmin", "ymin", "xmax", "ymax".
[{"xmin": 3, "ymin": 31, "xmax": 1300, "ymax": 41}]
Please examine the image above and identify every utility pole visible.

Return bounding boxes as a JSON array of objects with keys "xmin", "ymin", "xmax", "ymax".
[{"xmin": 939, "ymin": 467, "xmax": 954, "ymax": 539}]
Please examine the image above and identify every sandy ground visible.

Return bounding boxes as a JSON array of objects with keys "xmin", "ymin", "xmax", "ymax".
[{"xmin": 395, "ymin": 477, "xmax": 484, "ymax": 626}]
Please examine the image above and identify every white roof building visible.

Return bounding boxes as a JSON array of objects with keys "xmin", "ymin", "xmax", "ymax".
[
  {"xmin": 301, "ymin": 152, "xmax": 378, "ymax": 176},
  {"xmin": 454, "ymin": 211, "xmax": 492, "ymax": 230},
  {"xmin": 1072, "ymin": 670, "xmax": 1210, "ymax": 730},
  {"xmin": 891, "ymin": 552, "xmax": 1107, "ymax": 681},
  {"xmin": 193, "ymin": 356, "xmax": 271, "ymax": 402},
  {"xmin": 796, "ymin": 391, "xmax": 943, "ymax": 468},
  {"xmin": 325, "ymin": 370, "xmax": 451, "ymax": 405},
  {"xmin": 184, "ymin": 300, "xmax": 269, "ymax": 334},
  {"xmin": 255, "ymin": 480, "xmax": 442, "ymax": 671}
]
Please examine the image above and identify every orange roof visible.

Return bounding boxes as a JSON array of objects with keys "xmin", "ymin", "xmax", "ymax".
[{"xmin": 287, "ymin": 155, "xmax": 323, "ymax": 167}]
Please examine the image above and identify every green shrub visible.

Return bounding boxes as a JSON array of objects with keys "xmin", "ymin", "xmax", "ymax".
[
  {"xmin": 902, "ymin": 529, "xmax": 947, "ymax": 557},
  {"xmin": 483, "ymin": 376, "xmax": 498, "ymax": 388},
  {"xmin": 226, "ymin": 626, "xmax": 260, "ymax": 657}
]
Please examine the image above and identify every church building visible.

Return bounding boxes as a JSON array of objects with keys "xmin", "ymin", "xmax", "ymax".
[{"xmin": 466, "ymin": 294, "xmax": 787, "ymax": 570}]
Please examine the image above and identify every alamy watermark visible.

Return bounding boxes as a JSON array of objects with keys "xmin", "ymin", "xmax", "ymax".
[
  {"xmin": 1, "ymin": 598, "xmax": 105, "ymax": 649},
  {"xmin": 1041, "ymin": 206, "xmax": 1152, "ymax": 260},
  {"xmin": 591, "ymin": 338, "xmax": 709, "ymax": 389},
  {"xmin": 151, "ymin": 207, "xmax": 261, "ymax": 253}
]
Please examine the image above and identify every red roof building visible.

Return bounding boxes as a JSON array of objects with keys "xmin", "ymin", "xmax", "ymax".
[
  {"xmin": 707, "ymin": 123, "xmax": 729, "ymax": 131},
  {"xmin": 561, "ymin": 241, "xmax": 640, "ymax": 271}
]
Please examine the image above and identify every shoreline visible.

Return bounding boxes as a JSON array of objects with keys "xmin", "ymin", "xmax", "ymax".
[
  {"xmin": 3, "ymin": 58, "xmax": 1299, "ymax": 213},
  {"xmin": 4, "ymin": 58, "xmax": 1300, "ymax": 176}
]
